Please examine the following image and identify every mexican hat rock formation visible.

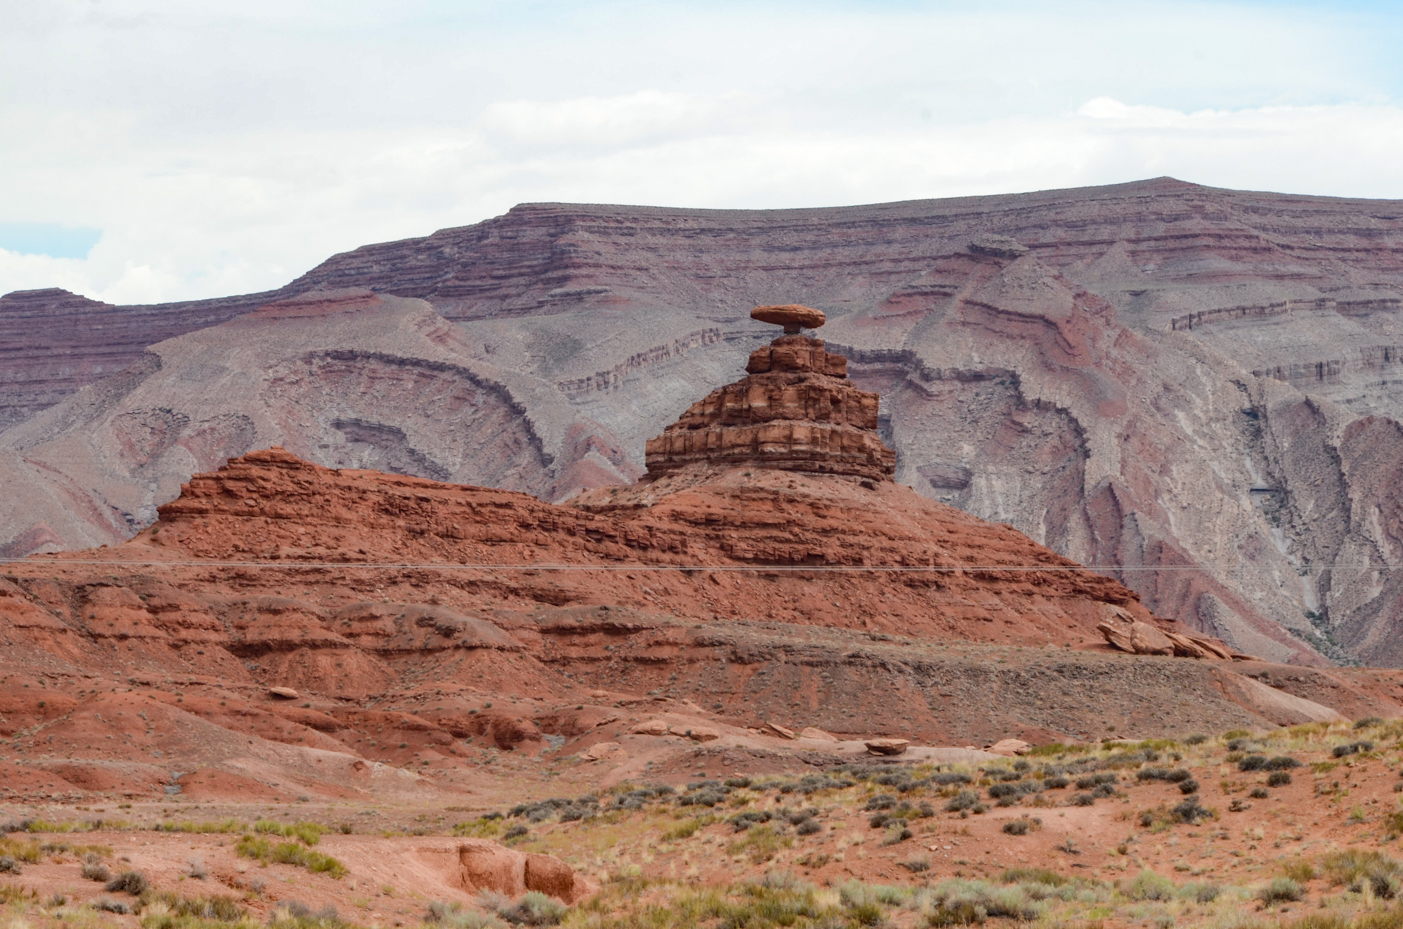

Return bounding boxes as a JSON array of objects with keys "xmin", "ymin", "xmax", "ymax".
[{"xmin": 644, "ymin": 304, "xmax": 896, "ymax": 481}]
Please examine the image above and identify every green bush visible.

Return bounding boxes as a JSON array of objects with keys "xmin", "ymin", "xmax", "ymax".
[
  {"xmin": 1320, "ymin": 849, "xmax": 1403, "ymax": 898},
  {"xmin": 1258, "ymin": 877, "xmax": 1304, "ymax": 904},
  {"xmin": 1124, "ymin": 870, "xmax": 1175, "ymax": 901}
]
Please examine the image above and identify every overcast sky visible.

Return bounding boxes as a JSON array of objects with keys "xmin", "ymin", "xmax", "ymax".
[{"xmin": 2, "ymin": 0, "xmax": 1402, "ymax": 304}]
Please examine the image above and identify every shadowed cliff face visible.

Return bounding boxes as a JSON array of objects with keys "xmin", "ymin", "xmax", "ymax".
[{"xmin": 5, "ymin": 177, "xmax": 1403, "ymax": 665}]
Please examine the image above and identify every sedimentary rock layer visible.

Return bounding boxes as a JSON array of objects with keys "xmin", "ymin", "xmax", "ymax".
[{"xmin": 6, "ymin": 177, "xmax": 1403, "ymax": 664}]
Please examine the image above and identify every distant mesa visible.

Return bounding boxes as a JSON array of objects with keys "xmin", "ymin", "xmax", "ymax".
[{"xmin": 645, "ymin": 303, "xmax": 895, "ymax": 481}]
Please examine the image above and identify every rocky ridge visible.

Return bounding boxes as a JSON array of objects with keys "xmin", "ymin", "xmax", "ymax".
[{"xmin": 5, "ymin": 178, "xmax": 1403, "ymax": 665}]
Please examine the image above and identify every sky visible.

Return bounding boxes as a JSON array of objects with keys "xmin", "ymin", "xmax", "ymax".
[{"xmin": 3, "ymin": 0, "xmax": 1403, "ymax": 305}]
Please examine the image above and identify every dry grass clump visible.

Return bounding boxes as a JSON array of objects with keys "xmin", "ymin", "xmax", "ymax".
[{"xmin": 234, "ymin": 835, "xmax": 347, "ymax": 879}]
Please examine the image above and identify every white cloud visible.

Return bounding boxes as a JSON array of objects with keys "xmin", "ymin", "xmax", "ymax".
[{"xmin": 1, "ymin": 1, "xmax": 1401, "ymax": 304}]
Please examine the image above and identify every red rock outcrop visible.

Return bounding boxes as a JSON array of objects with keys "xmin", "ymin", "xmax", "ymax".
[
  {"xmin": 645, "ymin": 307, "xmax": 895, "ymax": 481},
  {"xmin": 8, "ymin": 178, "xmax": 1403, "ymax": 668}
]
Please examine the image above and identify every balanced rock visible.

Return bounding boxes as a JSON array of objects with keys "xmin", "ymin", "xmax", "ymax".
[
  {"xmin": 645, "ymin": 304, "xmax": 895, "ymax": 481},
  {"xmin": 751, "ymin": 303, "xmax": 826, "ymax": 333}
]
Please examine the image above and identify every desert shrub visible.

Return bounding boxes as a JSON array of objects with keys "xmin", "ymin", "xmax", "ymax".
[
  {"xmin": 453, "ymin": 818, "xmax": 502, "ymax": 839},
  {"xmin": 1258, "ymin": 877, "xmax": 1304, "ymax": 904},
  {"xmin": 1179, "ymin": 882, "xmax": 1220, "ymax": 903},
  {"xmin": 427, "ymin": 901, "xmax": 507, "ymax": 929},
  {"xmin": 1265, "ymin": 756, "xmax": 1303, "ymax": 770},
  {"xmin": 796, "ymin": 819, "xmax": 821, "ymax": 836},
  {"xmin": 1090, "ymin": 783, "xmax": 1117, "ymax": 799},
  {"xmin": 1355, "ymin": 717, "xmax": 1385, "ymax": 729},
  {"xmin": 0, "ymin": 857, "xmax": 18, "ymax": 875},
  {"xmin": 503, "ymin": 824, "xmax": 528, "ymax": 840},
  {"xmin": 156, "ymin": 819, "xmax": 246, "ymax": 835},
  {"xmin": 999, "ymin": 868, "xmax": 1069, "ymax": 887},
  {"xmin": 1320, "ymin": 850, "xmax": 1403, "ymax": 897},
  {"xmin": 1238, "ymin": 754, "xmax": 1269, "ymax": 771},
  {"xmin": 1268, "ymin": 771, "xmax": 1293, "ymax": 787},
  {"xmin": 1171, "ymin": 798, "xmax": 1213, "ymax": 824},
  {"xmin": 923, "ymin": 879, "xmax": 1041, "ymax": 924},
  {"xmin": 787, "ymin": 773, "xmax": 855, "ymax": 795},
  {"xmin": 1178, "ymin": 779, "xmax": 1200, "ymax": 794},
  {"xmin": 267, "ymin": 900, "xmax": 352, "ymax": 929},
  {"xmin": 1124, "ymin": 869, "xmax": 1175, "ymax": 901},
  {"xmin": 1184, "ymin": 734, "xmax": 1209, "ymax": 745},
  {"xmin": 865, "ymin": 794, "xmax": 897, "ymax": 811},
  {"xmin": 945, "ymin": 790, "xmax": 980, "ymax": 812},
  {"xmin": 253, "ymin": 820, "xmax": 326, "ymax": 846},
  {"xmin": 988, "ymin": 781, "xmax": 1042, "ymax": 800},
  {"xmin": 496, "ymin": 891, "xmax": 567, "ymax": 926},
  {"xmin": 187, "ymin": 858, "xmax": 208, "ymax": 880},
  {"xmin": 901, "ymin": 857, "xmax": 930, "ymax": 873},
  {"xmin": 726, "ymin": 825, "xmax": 792, "ymax": 864},
  {"xmin": 1070, "ymin": 793, "xmax": 1096, "ymax": 806},
  {"xmin": 0, "ymin": 838, "xmax": 42, "ymax": 863},
  {"xmin": 1002, "ymin": 819, "xmax": 1032, "ymax": 836},
  {"xmin": 106, "ymin": 870, "xmax": 150, "ymax": 895},
  {"xmin": 82, "ymin": 858, "xmax": 111, "ymax": 881},
  {"xmin": 235, "ymin": 835, "xmax": 346, "ymax": 879},
  {"xmin": 930, "ymin": 772, "xmax": 972, "ymax": 786},
  {"xmin": 1137, "ymin": 767, "xmax": 1191, "ymax": 783},
  {"xmin": 1043, "ymin": 775, "xmax": 1069, "ymax": 789},
  {"xmin": 1250, "ymin": 787, "xmax": 1270, "ymax": 799},
  {"xmin": 1075, "ymin": 773, "xmax": 1117, "ymax": 790},
  {"xmin": 1282, "ymin": 860, "xmax": 1316, "ymax": 882},
  {"xmin": 94, "ymin": 896, "xmax": 132, "ymax": 914},
  {"xmin": 730, "ymin": 810, "xmax": 774, "ymax": 832},
  {"xmin": 1332, "ymin": 741, "xmax": 1375, "ymax": 758},
  {"xmin": 661, "ymin": 817, "xmax": 712, "ymax": 842}
]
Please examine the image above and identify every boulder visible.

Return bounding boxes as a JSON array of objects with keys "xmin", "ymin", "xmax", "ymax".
[
  {"xmin": 268, "ymin": 687, "xmax": 300, "ymax": 700},
  {"xmin": 865, "ymin": 738, "xmax": 909, "ymax": 755},
  {"xmin": 988, "ymin": 738, "xmax": 1031, "ymax": 757},
  {"xmin": 751, "ymin": 304, "xmax": 827, "ymax": 332},
  {"xmin": 630, "ymin": 719, "xmax": 670, "ymax": 736},
  {"xmin": 798, "ymin": 727, "xmax": 839, "ymax": 742},
  {"xmin": 1097, "ymin": 620, "xmax": 1175, "ymax": 656},
  {"xmin": 673, "ymin": 726, "xmax": 720, "ymax": 742},
  {"xmin": 455, "ymin": 839, "xmax": 591, "ymax": 903},
  {"xmin": 1130, "ymin": 622, "xmax": 1176, "ymax": 656},
  {"xmin": 579, "ymin": 741, "xmax": 625, "ymax": 761},
  {"xmin": 765, "ymin": 722, "xmax": 797, "ymax": 740}
]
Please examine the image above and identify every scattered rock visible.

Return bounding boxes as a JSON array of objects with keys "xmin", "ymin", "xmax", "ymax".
[
  {"xmin": 268, "ymin": 687, "xmax": 300, "ymax": 700},
  {"xmin": 765, "ymin": 722, "xmax": 797, "ymax": 740},
  {"xmin": 865, "ymin": 738, "xmax": 910, "ymax": 756},
  {"xmin": 988, "ymin": 738, "xmax": 1031, "ymax": 757},
  {"xmin": 798, "ymin": 727, "xmax": 839, "ymax": 742},
  {"xmin": 630, "ymin": 719, "xmax": 670, "ymax": 736},
  {"xmin": 455, "ymin": 839, "xmax": 591, "ymax": 903},
  {"xmin": 579, "ymin": 742, "xmax": 626, "ymax": 761},
  {"xmin": 673, "ymin": 726, "xmax": 719, "ymax": 743}
]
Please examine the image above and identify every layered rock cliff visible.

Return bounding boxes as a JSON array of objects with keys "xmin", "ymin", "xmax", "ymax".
[{"xmin": 5, "ymin": 177, "xmax": 1403, "ymax": 665}]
